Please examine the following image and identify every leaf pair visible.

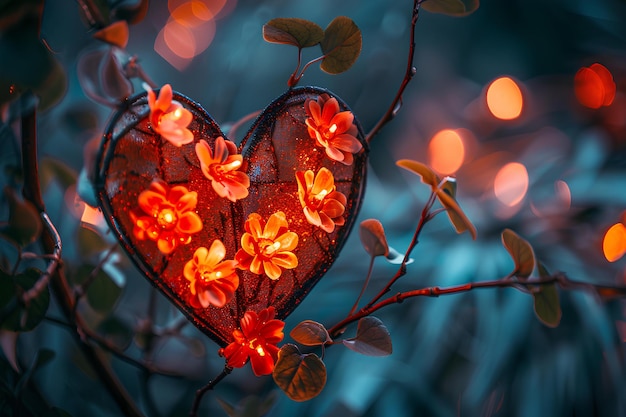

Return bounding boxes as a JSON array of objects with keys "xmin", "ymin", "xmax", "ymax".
[
  {"xmin": 501, "ymin": 229, "xmax": 561, "ymax": 328},
  {"xmin": 396, "ymin": 159, "xmax": 477, "ymax": 240},
  {"xmin": 263, "ymin": 17, "xmax": 362, "ymax": 75},
  {"xmin": 275, "ymin": 317, "xmax": 392, "ymax": 402}
]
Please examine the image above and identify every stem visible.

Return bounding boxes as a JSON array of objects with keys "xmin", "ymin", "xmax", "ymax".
[
  {"xmin": 364, "ymin": 191, "xmax": 436, "ymax": 309},
  {"xmin": 348, "ymin": 255, "xmax": 376, "ymax": 316},
  {"xmin": 189, "ymin": 367, "xmax": 233, "ymax": 417},
  {"xmin": 365, "ymin": 0, "xmax": 420, "ymax": 144},
  {"xmin": 73, "ymin": 244, "xmax": 117, "ymax": 308},
  {"xmin": 328, "ymin": 274, "xmax": 579, "ymax": 338},
  {"xmin": 291, "ymin": 55, "xmax": 326, "ymax": 86},
  {"xmin": 20, "ymin": 97, "xmax": 145, "ymax": 417},
  {"xmin": 287, "ymin": 48, "xmax": 303, "ymax": 87},
  {"xmin": 227, "ymin": 110, "xmax": 262, "ymax": 140}
]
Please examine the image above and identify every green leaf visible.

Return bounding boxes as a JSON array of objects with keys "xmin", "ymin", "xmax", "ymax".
[
  {"xmin": 97, "ymin": 315, "xmax": 133, "ymax": 350},
  {"xmin": 77, "ymin": 226, "xmax": 109, "ymax": 259},
  {"xmin": 436, "ymin": 186, "xmax": 477, "ymax": 240},
  {"xmin": 421, "ymin": 0, "xmax": 480, "ymax": 16},
  {"xmin": 263, "ymin": 18, "xmax": 324, "ymax": 48},
  {"xmin": 396, "ymin": 159, "xmax": 439, "ymax": 189},
  {"xmin": 15, "ymin": 348, "xmax": 55, "ymax": 395},
  {"xmin": 218, "ymin": 392, "xmax": 279, "ymax": 417},
  {"xmin": 320, "ymin": 16, "xmax": 362, "ymax": 74},
  {"xmin": 359, "ymin": 219, "xmax": 389, "ymax": 257},
  {"xmin": 39, "ymin": 157, "xmax": 78, "ymax": 191},
  {"xmin": 1, "ymin": 187, "xmax": 42, "ymax": 247},
  {"xmin": 342, "ymin": 316, "xmax": 392, "ymax": 356},
  {"xmin": 501, "ymin": 229, "xmax": 535, "ymax": 279},
  {"xmin": 74, "ymin": 265, "xmax": 122, "ymax": 314},
  {"xmin": 290, "ymin": 320, "xmax": 331, "ymax": 346},
  {"xmin": 0, "ymin": 268, "xmax": 50, "ymax": 332},
  {"xmin": 273, "ymin": 344, "xmax": 326, "ymax": 402},
  {"xmin": 532, "ymin": 263, "xmax": 561, "ymax": 327}
]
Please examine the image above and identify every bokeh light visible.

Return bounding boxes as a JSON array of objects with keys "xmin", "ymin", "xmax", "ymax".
[
  {"xmin": 494, "ymin": 162, "xmax": 528, "ymax": 206},
  {"xmin": 486, "ymin": 76, "xmax": 523, "ymax": 120},
  {"xmin": 575, "ymin": 63, "xmax": 615, "ymax": 109},
  {"xmin": 428, "ymin": 129, "xmax": 465, "ymax": 175},
  {"xmin": 603, "ymin": 223, "xmax": 626, "ymax": 262}
]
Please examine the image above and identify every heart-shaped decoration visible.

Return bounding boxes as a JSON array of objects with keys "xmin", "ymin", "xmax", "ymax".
[{"xmin": 94, "ymin": 86, "xmax": 368, "ymax": 347}]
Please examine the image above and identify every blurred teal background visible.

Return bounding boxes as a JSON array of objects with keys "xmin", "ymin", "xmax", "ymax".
[{"xmin": 3, "ymin": 0, "xmax": 626, "ymax": 416}]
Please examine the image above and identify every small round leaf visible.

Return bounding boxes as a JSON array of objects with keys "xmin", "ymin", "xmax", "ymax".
[
  {"xmin": 0, "ymin": 268, "xmax": 50, "ymax": 332},
  {"xmin": 2, "ymin": 187, "xmax": 42, "ymax": 247},
  {"xmin": 421, "ymin": 0, "xmax": 480, "ymax": 16},
  {"xmin": 359, "ymin": 219, "xmax": 389, "ymax": 257},
  {"xmin": 532, "ymin": 263, "xmax": 561, "ymax": 327},
  {"xmin": 436, "ymin": 187, "xmax": 477, "ymax": 240},
  {"xmin": 290, "ymin": 320, "xmax": 331, "ymax": 346},
  {"xmin": 74, "ymin": 265, "xmax": 122, "ymax": 314},
  {"xmin": 263, "ymin": 18, "xmax": 324, "ymax": 48},
  {"xmin": 396, "ymin": 159, "xmax": 439, "ymax": 189},
  {"xmin": 501, "ymin": 229, "xmax": 535, "ymax": 279},
  {"xmin": 320, "ymin": 16, "xmax": 362, "ymax": 74},
  {"xmin": 342, "ymin": 316, "xmax": 392, "ymax": 357},
  {"xmin": 273, "ymin": 344, "xmax": 327, "ymax": 402}
]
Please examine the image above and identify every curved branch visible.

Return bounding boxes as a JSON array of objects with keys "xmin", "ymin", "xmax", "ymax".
[
  {"xmin": 365, "ymin": 0, "xmax": 420, "ymax": 144},
  {"xmin": 20, "ymin": 99, "xmax": 145, "ymax": 417},
  {"xmin": 189, "ymin": 366, "xmax": 233, "ymax": 417}
]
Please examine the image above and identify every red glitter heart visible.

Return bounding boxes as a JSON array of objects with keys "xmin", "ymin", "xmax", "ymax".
[{"xmin": 94, "ymin": 86, "xmax": 368, "ymax": 347}]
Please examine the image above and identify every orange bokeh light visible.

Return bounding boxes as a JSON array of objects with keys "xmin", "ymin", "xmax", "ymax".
[
  {"xmin": 575, "ymin": 63, "xmax": 616, "ymax": 109},
  {"xmin": 486, "ymin": 76, "xmax": 523, "ymax": 120},
  {"xmin": 169, "ymin": 0, "xmax": 229, "ymax": 19},
  {"xmin": 603, "ymin": 223, "xmax": 626, "ymax": 262},
  {"xmin": 494, "ymin": 162, "xmax": 528, "ymax": 206},
  {"xmin": 428, "ymin": 129, "xmax": 465, "ymax": 175}
]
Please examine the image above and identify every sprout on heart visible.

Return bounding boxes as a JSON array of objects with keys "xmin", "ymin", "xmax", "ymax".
[
  {"xmin": 184, "ymin": 240, "xmax": 240, "ymax": 308},
  {"xmin": 305, "ymin": 94, "xmax": 362, "ymax": 165},
  {"xmin": 145, "ymin": 83, "xmax": 194, "ymax": 147},
  {"xmin": 195, "ymin": 136, "xmax": 250, "ymax": 202},
  {"xmin": 296, "ymin": 167, "xmax": 347, "ymax": 233},
  {"xmin": 130, "ymin": 179, "xmax": 203, "ymax": 254},
  {"xmin": 235, "ymin": 211, "xmax": 298, "ymax": 280},
  {"xmin": 219, "ymin": 306, "xmax": 285, "ymax": 376}
]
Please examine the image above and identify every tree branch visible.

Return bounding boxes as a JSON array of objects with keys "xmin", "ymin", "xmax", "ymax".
[
  {"xmin": 365, "ymin": 0, "xmax": 420, "ymax": 144},
  {"xmin": 20, "ymin": 99, "xmax": 145, "ymax": 417},
  {"xmin": 189, "ymin": 366, "xmax": 232, "ymax": 417}
]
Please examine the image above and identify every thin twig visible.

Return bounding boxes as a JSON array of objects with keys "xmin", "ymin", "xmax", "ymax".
[
  {"xmin": 189, "ymin": 366, "xmax": 233, "ymax": 417},
  {"xmin": 348, "ymin": 255, "xmax": 375, "ymax": 316},
  {"xmin": 327, "ymin": 273, "xmax": 606, "ymax": 338},
  {"xmin": 226, "ymin": 110, "xmax": 262, "ymax": 140},
  {"xmin": 364, "ymin": 190, "xmax": 437, "ymax": 309},
  {"xmin": 365, "ymin": 0, "xmax": 420, "ymax": 144}
]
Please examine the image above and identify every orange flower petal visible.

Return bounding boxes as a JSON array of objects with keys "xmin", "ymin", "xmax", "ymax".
[
  {"xmin": 271, "ymin": 252, "xmax": 298, "ymax": 269},
  {"xmin": 263, "ymin": 260, "xmax": 282, "ymax": 280},
  {"xmin": 264, "ymin": 211, "xmax": 288, "ymax": 239},
  {"xmin": 177, "ymin": 212, "xmax": 203, "ymax": 234},
  {"xmin": 275, "ymin": 231, "xmax": 299, "ymax": 252}
]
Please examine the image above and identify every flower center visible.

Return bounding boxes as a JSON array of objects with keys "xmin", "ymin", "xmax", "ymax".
[
  {"xmin": 307, "ymin": 188, "xmax": 330, "ymax": 211},
  {"xmin": 157, "ymin": 207, "xmax": 178, "ymax": 230},
  {"xmin": 323, "ymin": 123, "xmax": 338, "ymax": 140},
  {"xmin": 259, "ymin": 239, "xmax": 281, "ymax": 257},
  {"xmin": 199, "ymin": 266, "xmax": 222, "ymax": 283}
]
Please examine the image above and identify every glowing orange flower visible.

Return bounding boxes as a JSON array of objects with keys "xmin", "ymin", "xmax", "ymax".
[
  {"xmin": 218, "ymin": 306, "xmax": 285, "ymax": 376},
  {"xmin": 235, "ymin": 212, "xmax": 298, "ymax": 280},
  {"xmin": 195, "ymin": 137, "xmax": 250, "ymax": 202},
  {"xmin": 296, "ymin": 167, "xmax": 347, "ymax": 233},
  {"xmin": 145, "ymin": 83, "xmax": 194, "ymax": 147},
  {"xmin": 184, "ymin": 240, "xmax": 239, "ymax": 308},
  {"xmin": 131, "ymin": 179, "xmax": 202, "ymax": 254},
  {"xmin": 305, "ymin": 94, "xmax": 362, "ymax": 165}
]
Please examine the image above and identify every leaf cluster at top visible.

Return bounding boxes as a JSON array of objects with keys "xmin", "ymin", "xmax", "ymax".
[{"xmin": 263, "ymin": 16, "xmax": 362, "ymax": 75}]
